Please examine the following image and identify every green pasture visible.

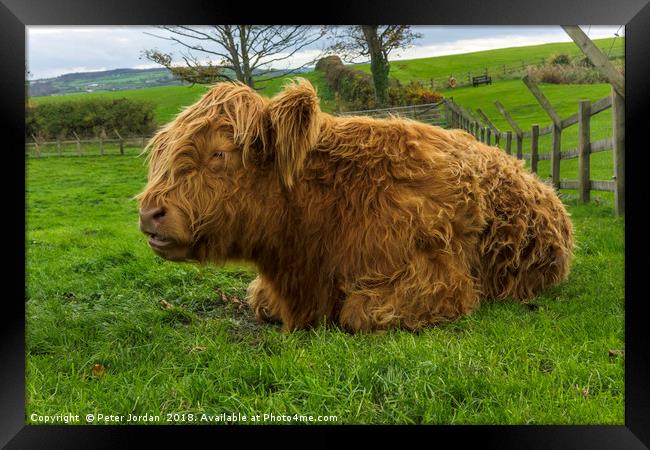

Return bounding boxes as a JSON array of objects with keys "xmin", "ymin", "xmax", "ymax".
[
  {"xmin": 26, "ymin": 149, "xmax": 623, "ymax": 425},
  {"xmin": 26, "ymin": 38, "xmax": 624, "ymax": 424},
  {"xmin": 30, "ymin": 84, "xmax": 210, "ymax": 125},
  {"xmin": 354, "ymin": 37, "xmax": 623, "ymax": 85},
  {"xmin": 30, "ymin": 71, "xmax": 335, "ymax": 123}
]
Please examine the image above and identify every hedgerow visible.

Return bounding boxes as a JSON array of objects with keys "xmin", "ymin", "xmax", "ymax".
[
  {"xmin": 26, "ymin": 98, "xmax": 156, "ymax": 140},
  {"xmin": 315, "ymin": 56, "xmax": 443, "ymax": 111}
]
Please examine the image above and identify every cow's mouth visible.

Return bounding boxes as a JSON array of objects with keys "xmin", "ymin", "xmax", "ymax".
[
  {"xmin": 147, "ymin": 233, "xmax": 174, "ymax": 249},
  {"xmin": 143, "ymin": 232, "xmax": 192, "ymax": 261}
]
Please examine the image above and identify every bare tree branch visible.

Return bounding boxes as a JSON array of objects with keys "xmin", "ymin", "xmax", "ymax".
[{"xmin": 142, "ymin": 25, "xmax": 327, "ymax": 89}]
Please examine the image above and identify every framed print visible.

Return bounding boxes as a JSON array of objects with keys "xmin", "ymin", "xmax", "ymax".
[{"xmin": 3, "ymin": 0, "xmax": 650, "ymax": 447}]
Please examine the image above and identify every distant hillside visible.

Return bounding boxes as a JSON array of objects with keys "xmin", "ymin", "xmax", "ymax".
[
  {"xmin": 352, "ymin": 37, "xmax": 623, "ymax": 87},
  {"xmin": 28, "ymin": 66, "xmax": 312, "ymax": 97},
  {"xmin": 31, "ymin": 36, "xmax": 624, "ymax": 123},
  {"xmin": 29, "ymin": 68, "xmax": 189, "ymax": 97}
]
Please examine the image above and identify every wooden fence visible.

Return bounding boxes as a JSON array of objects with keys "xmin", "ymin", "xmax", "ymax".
[
  {"xmin": 26, "ymin": 130, "xmax": 151, "ymax": 158},
  {"xmin": 335, "ymin": 78, "xmax": 622, "ymax": 215},
  {"xmin": 445, "ymin": 90, "xmax": 621, "ymax": 213},
  {"xmin": 28, "ymin": 73, "xmax": 623, "ymax": 215},
  {"xmin": 417, "ymin": 47, "xmax": 623, "ymax": 91},
  {"xmin": 338, "ymin": 100, "xmax": 448, "ymax": 127}
]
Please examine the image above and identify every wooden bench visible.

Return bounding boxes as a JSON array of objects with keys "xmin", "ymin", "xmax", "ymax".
[{"xmin": 472, "ymin": 74, "xmax": 492, "ymax": 87}]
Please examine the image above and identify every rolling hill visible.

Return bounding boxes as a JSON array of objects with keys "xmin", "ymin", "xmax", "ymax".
[{"xmin": 30, "ymin": 37, "xmax": 623, "ymax": 128}]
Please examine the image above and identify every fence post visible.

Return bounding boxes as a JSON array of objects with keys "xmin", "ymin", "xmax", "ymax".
[
  {"xmin": 612, "ymin": 90, "xmax": 624, "ymax": 215},
  {"xmin": 31, "ymin": 134, "xmax": 41, "ymax": 158},
  {"xmin": 56, "ymin": 138, "xmax": 62, "ymax": 157},
  {"xmin": 99, "ymin": 129, "xmax": 106, "ymax": 156},
  {"xmin": 480, "ymin": 127, "xmax": 485, "ymax": 143},
  {"xmin": 486, "ymin": 128, "xmax": 492, "ymax": 146},
  {"xmin": 516, "ymin": 133, "xmax": 523, "ymax": 160},
  {"xmin": 476, "ymin": 108, "xmax": 501, "ymax": 147},
  {"xmin": 494, "ymin": 100, "xmax": 524, "ymax": 158},
  {"xmin": 522, "ymin": 75, "xmax": 563, "ymax": 127},
  {"xmin": 578, "ymin": 100, "xmax": 591, "ymax": 203},
  {"xmin": 114, "ymin": 129, "xmax": 124, "ymax": 155},
  {"xmin": 531, "ymin": 124, "xmax": 539, "ymax": 174},
  {"xmin": 440, "ymin": 102, "xmax": 451, "ymax": 127},
  {"xmin": 551, "ymin": 125, "xmax": 562, "ymax": 189},
  {"xmin": 505, "ymin": 131, "xmax": 512, "ymax": 155},
  {"xmin": 72, "ymin": 131, "xmax": 81, "ymax": 156},
  {"xmin": 563, "ymin": 25, "xmax": 625, "ymax": 213}
]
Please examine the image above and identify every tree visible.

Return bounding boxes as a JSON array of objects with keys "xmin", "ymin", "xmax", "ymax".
[
  {"xmin": 326, "ymin": 26, "xmax": 421, "ymax": 107},
  {"xmin": 142, "ymin": 26, "xmax": 326, "ymax": 89}
]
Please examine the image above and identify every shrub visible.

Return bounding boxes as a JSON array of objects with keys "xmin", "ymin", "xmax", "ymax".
[
  {"xmin": 577, "ymin": 56, "xmax": 595, "ymax": 68},
  {"xmin": 404, "ymin": 81, "xmax": 444, "ymax": 105},
  {"xmin": 526, "ymin": 59, "xmax": 623, "ymax": 85},
  {"xmin": 548, "ymin": 53, "xmax": 572, "ymax": 66},
  {"xmin": 315, "ymin": 55, "xmax": 376, "ymax": 110},
  {"xmin": 316, "ymin": 56, "xmax": 444, "ymax": 111},
  {"xmin": 26, "ymin": 98, "xmax": 156, "ymax": 140},
  {"xmin": 389, "ymin": 80, "xmax": 443, "ymax": 106}
]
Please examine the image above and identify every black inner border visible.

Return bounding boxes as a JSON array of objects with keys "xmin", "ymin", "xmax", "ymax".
[{"xmin": 3, "ymin": 0, "xmax": 649, "ymax": 447}]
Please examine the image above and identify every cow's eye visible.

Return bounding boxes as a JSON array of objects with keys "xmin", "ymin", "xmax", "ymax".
[{"xmin": 212, "ymin": 152, "xmax": 225, "ymax": 160}]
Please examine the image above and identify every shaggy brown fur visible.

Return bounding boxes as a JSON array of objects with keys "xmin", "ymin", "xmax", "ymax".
[{"xmin": 137, "ymin": 78, "xmax": 574, "ymax": 333}]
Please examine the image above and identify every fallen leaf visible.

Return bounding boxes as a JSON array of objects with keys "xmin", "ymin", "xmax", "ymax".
[
  {"xmin": 159, "ymin": 299, "xmax": 173, "ymax": 310},
  {"xmin": 92, "ymin": 363, "xmax": 106, "ymax": 377},
  {"xmin": 575, "ymin": 384, "xmax": 589, "ymax": 398},
  {"xmin": 218, "ymin": 290, "xmax": 246, "ymax": 310}
]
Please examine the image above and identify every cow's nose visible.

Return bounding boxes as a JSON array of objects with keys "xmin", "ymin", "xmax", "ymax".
[{"xmin": 139, "ymin": 207, "xmax": 166, "ymax": 230}]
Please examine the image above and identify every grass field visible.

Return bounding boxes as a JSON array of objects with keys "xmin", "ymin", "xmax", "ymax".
[
  {"xmin": 26, "ymin": 37, "xmax": 625, "ymax": 424},
  {"xmin": 29, "ymin": 76, "xmax": 618, "ymax": 191},
  {"xmin": 29, "ymin": 37, "xmax": 623, "ymax": 188},
  {"xmin": 26, "ymin": 149, "xmax": 624, "ymax": 425},
  {"xmin": 30, "ymin": 71, "xmax": 335, "ymax": 124},
  {"xmin": 353, "ymin": 37, "xmax": 623, "ymax": 85},
  {"xmin": 29, "ymin": 37, "xmax": 622, "ymax": 161},
  {"xmin": 437, "ymin": 79, "xmax": 617, "ymax": 183}
]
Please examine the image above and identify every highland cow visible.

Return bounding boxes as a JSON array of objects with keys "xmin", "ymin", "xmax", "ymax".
[{"xmin": 137, "ymin": 78, "xmax": 573, "ymax": 333}]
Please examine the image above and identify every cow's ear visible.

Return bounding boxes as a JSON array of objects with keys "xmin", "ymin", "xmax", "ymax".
[{"xmin": 266, "ymin": 78, "xmax": 321, "ymax": 189}]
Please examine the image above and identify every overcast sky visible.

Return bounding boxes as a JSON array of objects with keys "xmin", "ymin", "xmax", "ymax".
[{"xmin": 26, "ymin": 25, "xmax": 623, "ymax": 80}]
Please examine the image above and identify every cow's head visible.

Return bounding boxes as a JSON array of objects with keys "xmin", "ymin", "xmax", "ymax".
[{"xmin": 136, "ymin": 78, "xmax": 321, "ymax": 262}]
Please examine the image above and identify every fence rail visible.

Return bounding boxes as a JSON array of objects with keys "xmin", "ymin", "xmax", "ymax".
[
  {"xmin": 333, "ymin": 77, "xmax": 622, "ymax": 215},
  {"xmin": 408, "ymin": 47, "xmax": 624, "ymax": 91},
  {"xmin": 26, "ymin": 131, "xmax": 152, "ymax": 158},
  {"xmin": 29, "ymin": 73, "xmax": 623, "ymax": 215},
  {"xmin": 446, "ymin": 80, "xmax": 621, "ymax": 213},
  {"xmin": 338, "ymin": 100, "xmax": 448, "ymax": 127}
]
